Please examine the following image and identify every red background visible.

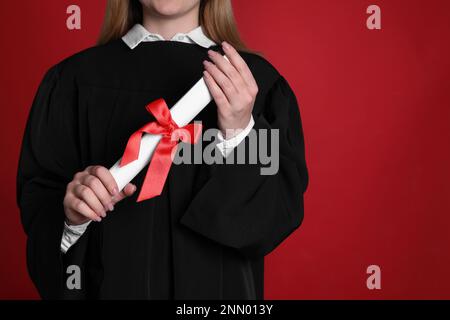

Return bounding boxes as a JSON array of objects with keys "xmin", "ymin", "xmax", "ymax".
[{"xmin": 1, "ymin": 0, "xmax": 449, "ymax": 299}]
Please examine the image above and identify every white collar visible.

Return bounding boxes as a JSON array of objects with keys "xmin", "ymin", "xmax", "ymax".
[{"xmin": 122, "ymin": 24, "xmax": 216, "ymax": 49}]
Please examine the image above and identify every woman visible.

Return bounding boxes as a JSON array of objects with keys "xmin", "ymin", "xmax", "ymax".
[{"xmin": 17, "ymin": 0, "xmax": 308, "ymax": 299}]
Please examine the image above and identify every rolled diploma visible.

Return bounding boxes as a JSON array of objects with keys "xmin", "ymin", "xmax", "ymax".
[
  {"xmin": 72, "ymin": 79, "xmax": 212, "ymax": 229},
  {"xmin": 109, "ymin": 77, "xmax": 213, "ymax": 191}
]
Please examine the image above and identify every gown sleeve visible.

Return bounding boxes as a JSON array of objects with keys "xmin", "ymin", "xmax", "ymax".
[
  {"xmin": 16, "ymin": 64, "xmax": 83, "ymax": 298},
  {"xmin": 180, "ymin": 75, "xmax": 309, "ymax": 258}
]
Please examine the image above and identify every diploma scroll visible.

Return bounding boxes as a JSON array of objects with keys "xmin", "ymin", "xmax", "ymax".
[{"xmin": 109, "ymin": 77, "xmax": 213, "ymax": 191}]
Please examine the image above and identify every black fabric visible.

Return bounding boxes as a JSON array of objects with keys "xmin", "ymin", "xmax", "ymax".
[{"xmin": 16, "ymin": 39, "xmax": 309, "ymax": 300}]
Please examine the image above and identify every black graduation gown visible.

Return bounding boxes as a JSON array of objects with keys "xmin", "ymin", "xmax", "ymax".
[{"xmin": 16, "ymin": 39, "xmax": 309, "ymax": 300}]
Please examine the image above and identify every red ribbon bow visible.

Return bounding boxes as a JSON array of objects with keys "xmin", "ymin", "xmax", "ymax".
[{"xmin": 119, "ymin": 98, "xmax": 202, "ymax": 202}]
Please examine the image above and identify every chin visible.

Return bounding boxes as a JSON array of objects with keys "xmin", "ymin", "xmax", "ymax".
[{"xmin": 141, "ymin": 0, "xmax": 199, "ymax": 17}]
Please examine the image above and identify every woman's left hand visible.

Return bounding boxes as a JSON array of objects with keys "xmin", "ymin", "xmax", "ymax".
[{"xmin": 203, "ymin": 41, "xmax": 258, "ymax": 139}]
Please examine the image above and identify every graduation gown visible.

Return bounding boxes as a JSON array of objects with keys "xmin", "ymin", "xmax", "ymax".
[{"xmin": 16, "ymin": 39, "xmax": 309, "ymax": 299}]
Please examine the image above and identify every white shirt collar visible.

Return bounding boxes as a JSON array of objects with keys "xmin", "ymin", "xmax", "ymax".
[{"xmin": 122, "ymin": 24, "xmax": 216, "ymax": 49}]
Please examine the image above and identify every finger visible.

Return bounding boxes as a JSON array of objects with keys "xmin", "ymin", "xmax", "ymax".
[
  {"xmin": 203, "ymin": 70, "xmax": 232, "ymax": 114},
  {"xmin": 66, "ymin": 193, "xmax": 102, "ymax": 222},
  {"xmin": 73, "ymin": 170, "xmax": 89, "ymax": 183},
  {"xmin": 207, "ymin": 50, "xmax": 245, "ymax": 91},
  {"xmin": 221, "ymin": 41, "xmax": 258, "ymax": 93},
  {"xmin": 73, "ymin": 184, "xmax": 106, "ymax": 218},
  {"xmin": 88, "ymin": 165, "xmax": 119, "ymax": 196},
  {"xmin": 203, "ymin": 60, "xmax": 236, "ymax": 100},
  {"xmin": 122, "ymin": 183, "xmax": 137, "ymax": 197},
  {"xmin": 81, "ymin": 174, "xmax": 114, "ymax": 211},
  {"xmin": 112, "ymin": 183, "xmax": 137, "ymax": 204}
]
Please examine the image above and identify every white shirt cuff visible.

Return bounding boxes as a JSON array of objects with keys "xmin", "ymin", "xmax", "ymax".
[
  {"xmin": 216, "ymin": 115, "xmax": 255, "ymax": 157},
  {"xmin": 61, "ymin": 220, "xmax": 91, "ymax": 253}
]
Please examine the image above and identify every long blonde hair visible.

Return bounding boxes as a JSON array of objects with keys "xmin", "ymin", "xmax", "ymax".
[{"xmin": 98, "ymin": 0, "xmax": 250, "ymax": 52}]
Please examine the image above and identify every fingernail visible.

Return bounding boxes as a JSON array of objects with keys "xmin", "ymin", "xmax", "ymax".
[
  {"xmin": 132, "ymin": 185, "xmax": 137, "ymax": 193},
  {"xmin": 111, "ymin": 187, "xmax": 118, "ymax": 196},
  {"xmin": 101, "ymin": 210, "xmax": 106, "ymax": 217},
  {"xmin": 96, "ymin": 216, "xmax": 102, "ymax": 222},
  {"xmin": 222, "ymin": 41, "xmax": 230, "ymax": 49},
  {"xmin": 207, "ymin": 49, "xmax": 214, "ymax": 56},
  {"xmin": 109, "ymin": 203, "xmax": 114, "ymax": 211}
]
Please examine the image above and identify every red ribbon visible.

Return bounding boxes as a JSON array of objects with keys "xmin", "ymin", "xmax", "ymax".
[{"xmin": 119, "ymin": 98, "xmax": 202, "ymax": 202}]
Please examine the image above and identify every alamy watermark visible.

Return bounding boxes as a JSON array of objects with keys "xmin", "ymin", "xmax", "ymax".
[
  {"xmin": 367, "ymin": 5, "xmax": 382, "ymax": 30},
  {"xmin": 66, "ymin": 5, "xmax": 382, "ymax": 32},
  {"xmin": 66, "ymin": 265, "xmax": 81, "ymax": 290},
  {"xmin": 366, "ymin": 265, "xmax": 382, "ymax": 290},
  {"xmin": 170, "ymin": 124, "xmax": 280, "ymax": 176}
]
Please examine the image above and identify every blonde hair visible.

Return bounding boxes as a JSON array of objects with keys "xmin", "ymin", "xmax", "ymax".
[{"xmin": 98, "ymin": 0, "xmax": 250, "ymax": 52}]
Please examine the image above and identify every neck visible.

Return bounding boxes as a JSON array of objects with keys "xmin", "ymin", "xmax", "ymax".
[{"xmin": 142, "ymin": 7, "xmax": 200, "ymax": 40}]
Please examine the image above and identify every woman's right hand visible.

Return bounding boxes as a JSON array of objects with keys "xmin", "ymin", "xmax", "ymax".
[{"xmin": 63, "ymin": 165, "xmax": 137, "ymax": 225}]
